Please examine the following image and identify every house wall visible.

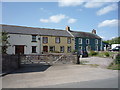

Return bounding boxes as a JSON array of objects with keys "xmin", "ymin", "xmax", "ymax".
[
  {"xmin": 7, "ymin": 34, "xmax": 75, "ymax": 54},
  {"xmin": 7, "ymin": 34, "xmax": 41, "ymax": 54},
  {"xmin": 75, "ymin": 37, "xmax": 102, "ymax": 51},
  {"xmin": 42, "ymin": 36, "xmax": 75, "ymax": 53}
]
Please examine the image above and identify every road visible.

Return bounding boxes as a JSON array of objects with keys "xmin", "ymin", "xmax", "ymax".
[
  {"xmin": 2, "ymin": 57, "xmax": 118, "ymax": 88},
  {"xmin": 39, "ymin": 77, "xmax": 118, "ymax": 88}
]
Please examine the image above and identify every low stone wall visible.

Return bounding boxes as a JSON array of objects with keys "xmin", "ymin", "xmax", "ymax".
[{"xmin": 2, "ymin": 54, "xmax": 20, "ymax": 73}]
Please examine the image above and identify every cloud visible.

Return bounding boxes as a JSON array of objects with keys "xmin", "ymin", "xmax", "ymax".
[
  {"xmin": 58, "ymin": 0, "xmax": 84, "ymax": 7},
  {"xmin": 98, "ymin": 19, "xmax": 118, "ymax": 28},
  {"xmin": 68, "ymin": 18, "xmax": 77, "ymax": 23},
  {"xmin": 96, "ymin": 4, "xmax": 118, "ymax": 16},
  {"xmin": 84, "ymin": 2, "xmax": 106, "ymax": 8},
  {"xmin": 40, "ymin": 14, "xmax": 66, "ymax": 23}
]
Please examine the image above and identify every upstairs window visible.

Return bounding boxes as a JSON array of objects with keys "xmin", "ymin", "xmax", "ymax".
[
  {"xmin": 67, "ymin": 38, "xmax": 71, "ymax": 44},
  {"xmin": 43, "ymin": 37, "xmax": 48, "ymax": 44},
  {"xmin": 32, "ymin": 35, "xmax": 37, "ymax": 42},
  {"xmin": 86, "ymin": 39, "xmax": 90, "ymax": 44},
  {"xmin": 95, "ymin": 39, "xmax": 98, "ymax": 44},
  {"xmin": 55, "ymin": 37, "xmax": 60, "ymax": 43},
  {"xmin": 78, "ymin": 38, "xmax": 82, "ymax": 44}
]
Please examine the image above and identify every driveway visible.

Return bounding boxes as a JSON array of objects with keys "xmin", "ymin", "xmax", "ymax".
[{"xmin": 2, "ymin": 57, "xmax": 118, "ymax": 88}]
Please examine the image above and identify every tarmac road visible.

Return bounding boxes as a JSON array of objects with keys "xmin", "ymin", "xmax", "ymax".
[{"xmin": 2, "ymin": 57, "xmax": 118, "ymax": 88}]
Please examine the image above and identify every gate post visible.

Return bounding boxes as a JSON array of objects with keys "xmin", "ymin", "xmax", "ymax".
[{"xmin": 18, "ymin": 54, "xmax": 21, "ymax": 68}]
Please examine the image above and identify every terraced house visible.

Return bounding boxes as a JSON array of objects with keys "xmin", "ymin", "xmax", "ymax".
[
  {"xmin": 2, "ymin": 25, "xmax": 75, "ymax": 54},
  {"xmin": 66, "ymin": 26, "xmax": 102, "ymax": 51}
]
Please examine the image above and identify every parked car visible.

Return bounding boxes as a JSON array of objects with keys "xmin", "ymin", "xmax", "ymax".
[
  {"xmin": 111, "ymin": 46, "xmax": 120, "ymax": 51},
  {"xmin": 82, "ymin": 50, "xmax": 88, "ymax": 57}
]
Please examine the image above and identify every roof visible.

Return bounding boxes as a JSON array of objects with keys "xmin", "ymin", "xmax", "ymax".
[
  {"xmin": 70, "ymin": 31, "xmax": 101, "ymax": 39},
  {"xmin": 2, "ymin": 24, "xmax": 73, "ymax": 37}
]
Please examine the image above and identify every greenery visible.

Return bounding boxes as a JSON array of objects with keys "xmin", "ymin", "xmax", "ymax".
[
  {"xmin": 0, "ymin": 32, "xmax": 10, "ymax": 54},
  {"xmin": 89, "ymin": 50, "xmax": 98, "ymax": 56},
  {"xmin": 103, "ymin": 37, "xmax": 120, "ymax": 44},
  {"xmin": 108, "ymin": 53, "xmax": 120, "ymax": 70}
]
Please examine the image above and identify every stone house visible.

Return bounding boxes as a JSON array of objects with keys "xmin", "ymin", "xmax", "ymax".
[{"xmin": 2, "ymin": 24, "xmax": 75, "ymax": 54}]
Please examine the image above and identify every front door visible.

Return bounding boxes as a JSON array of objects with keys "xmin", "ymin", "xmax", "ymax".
[
  {"xmin": 15, "ymin": 45, "xmax": 24, "ymax": 54},
  {"xmin": 43, "ymin": 46, "xmax": 48, "ymax": 52}
]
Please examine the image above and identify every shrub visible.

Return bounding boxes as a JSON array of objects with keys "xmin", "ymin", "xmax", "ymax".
[
  {"xmin": 89, "ymin": 51, "xmax": 98, "ymax": 56},
  {"xmin": 104, "ymin": 52, "xmax": 110, "ymax": 57},
  {"xmin": 115, "ymin": 54, "xmax": 120, "ymax": 64}
]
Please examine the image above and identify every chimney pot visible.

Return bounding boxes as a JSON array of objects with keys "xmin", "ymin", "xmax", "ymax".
[
  {"xmin": 66, "ymin": 26, "xmax": 70, "ymax": 31},
  {"xmin": 92, "ymin": 29, "xmax": 96, "ymax": 34}
]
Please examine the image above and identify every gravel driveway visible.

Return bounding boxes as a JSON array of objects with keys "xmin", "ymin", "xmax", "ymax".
[{"xmin": 80, "ymin": 57, "xmax": 114, "ymax": 68}]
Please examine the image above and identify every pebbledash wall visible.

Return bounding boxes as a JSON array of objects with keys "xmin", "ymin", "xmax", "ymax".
[{"xmin": 7, "ymin": 34, "xmax": 41, "ymax": 54}]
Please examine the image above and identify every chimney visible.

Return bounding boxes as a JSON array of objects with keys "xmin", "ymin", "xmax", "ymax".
[
  {"xmin": 66, "ymin": 26, "xmax": 70, "ymax": 31},
  {"xmin": 92, "ymin": 29, "xmax": 96, "ymax": 34}
]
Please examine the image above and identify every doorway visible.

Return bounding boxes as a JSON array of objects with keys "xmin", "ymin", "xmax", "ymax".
[
  {"xmin": 15, "ymin": 45, "xmax": 24, "ymax": 54},
  {"xmin": 43, "ymin": 46, "xmax": 48, "ymax": 52}
]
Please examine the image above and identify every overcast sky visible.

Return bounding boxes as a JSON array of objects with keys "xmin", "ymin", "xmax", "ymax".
[{"xmin": 2, "ymin": 0, "xmax": 119, "ymax": 40}]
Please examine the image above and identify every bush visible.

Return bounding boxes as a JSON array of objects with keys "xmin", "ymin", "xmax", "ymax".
[
  {"xmin": 104, "ymin": 52, "xmax": 110, "ymax": 57},
  {"xmin": 89, "ymin": 51, "xmax": 98, "ymax": 56},
  {"xmin": 115, "ymin": 54, "xmax": 120, "ymax": 64}
]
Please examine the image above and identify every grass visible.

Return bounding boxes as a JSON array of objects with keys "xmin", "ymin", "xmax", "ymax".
[{"xmin": 107, "ymin": 63, "xmax": 120, "ymax": 70}]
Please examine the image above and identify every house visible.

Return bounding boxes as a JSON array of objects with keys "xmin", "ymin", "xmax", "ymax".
[
  {"xmin": 66, "ymin": 26, "xmax": 103, "ymax": 51},
  {"xmin": 2, "ymin": 24, "xmax": 75, "ymax": 54}
]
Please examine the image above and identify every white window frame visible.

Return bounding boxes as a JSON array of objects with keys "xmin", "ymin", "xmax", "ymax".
[
  {"xmin": 60, "ymin": 46, "xmax": 64, "ymax": 52},
  {"xmin": 67, "ymin": 38, "xmax": 71, "ymax": 44},
  {"xmin": 79, "ymin": 38, "xmax": 82, "ymax": 44},
  {"xmin": 67, "ymin": 46, "xmax": 71, "ymax": 52},
  {"xmin": 55, "ymin": 37, "xmax": 60, "ymax": 43},
  {"xmin": 95, "ymin": 39, "xmax": 98, "ymax": 44},
  {"xmin": 49, "ymin": 46, "xmax": 55, "ymax": 52},
  {"xmin": 79, "ymin": 46, "xmax": 82, "ymax": 50},
  {"xmin": 43, "ymin": 37, "xmax": 48, "ymax": 43},
  {"xmin": 95, "ymin": 45, "xmax": 98, "ymax": 51}
]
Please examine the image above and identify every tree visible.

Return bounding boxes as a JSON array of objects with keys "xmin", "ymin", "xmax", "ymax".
[
  {"xmin": 0, "ymin": 31, "xmax": 10, "ymax": 54},
  {"xmin": 103, "ymin": 37, "xmax": 120, "ymax": 44}
]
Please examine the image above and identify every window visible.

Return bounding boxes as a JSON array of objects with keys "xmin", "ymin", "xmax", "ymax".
[
  {"xmin": 43, "ymin": 37, "xmax": 48, "ymax": 43},
  {"xmin": 95, "ymin": 45, "xmax": 98, "ymax": 51},
  {"xmin": 60, "ymin": 46, "xmax": 64, "ymax": 52},
  {"xmin": 55, "ymin": 37, "xmax": 60, "ymax": 43},
  {"xmin": 32, "ymin": 35, "xmax": 37, "ymax": 42},
  {"xmin": 32, "ymin": 46, "xmax": 37, "ymax": 53},
  {"xmin": 95, "ymin": 39, "xmax": 98, "ymax": 44},
  {"xmin": 86, "ymin": 39, "xmax": 89, "ymax": 44},
  {"xmin": 78, "ymin": 38, "xmax": 82, "ymax": 44},
  {"xmin": 79, "ymin": 46, "xmax": 82, "ymax": 50},
  {"xmin": 49, "ymin": 46, "xmax": 55, "ymax": 52},
  {"xmin": 67, "ymin": 46, "xmax": 71, "ymax": 52},
  {"xmin": 67, "ymin": 38, "xmax": 71, "ymax": 44}
]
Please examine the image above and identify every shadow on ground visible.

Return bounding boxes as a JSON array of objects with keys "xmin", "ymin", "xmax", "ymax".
[{"xmin": 11, "ymin": 64, "xmax": 51, "ymax": 74}]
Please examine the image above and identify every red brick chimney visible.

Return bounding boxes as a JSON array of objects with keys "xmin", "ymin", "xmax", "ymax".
[
  {"xmin": 66, "ymin": 26, "xmax": 70, "ymax": 31},
  {"xmin": 92, "ymin": 29, "xmax": 96, "ymax": 34}
]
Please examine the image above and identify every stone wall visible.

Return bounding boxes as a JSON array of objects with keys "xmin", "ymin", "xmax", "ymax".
[{"xmin": 2, "ymin": 54, "xmax": 20, "ymax": 73}]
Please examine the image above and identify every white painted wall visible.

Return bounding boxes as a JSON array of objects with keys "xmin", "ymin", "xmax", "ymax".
[
  {"xmin": 111, "ymin": 44, "xmax": 120, "ymax": 49},
  {"xmin": 7, "ymin": 34, "xmax": 41, "ymax": 54}
]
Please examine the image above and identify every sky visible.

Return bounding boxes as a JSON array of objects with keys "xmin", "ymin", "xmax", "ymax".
[{"xmin": 1, "ymin": 0, "xmax": 119, "ymax": 40}]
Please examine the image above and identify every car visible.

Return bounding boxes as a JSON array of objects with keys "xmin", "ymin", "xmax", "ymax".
[
  {"xmin": 111, "ymin": 46, "xmax": 120, "ymax": 51},
  {"xmin": 81, "ymin": 50, "xmax": 88, "ymax": 57}
]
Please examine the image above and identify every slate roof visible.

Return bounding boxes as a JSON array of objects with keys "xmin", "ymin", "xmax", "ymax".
[
  {"xmin": 2, "ymin": 24, "xmax": 73, "ymax": 37},
  {"xmin": 70, "ymin": 31, "xmax": 101, "ymax": 39}
]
